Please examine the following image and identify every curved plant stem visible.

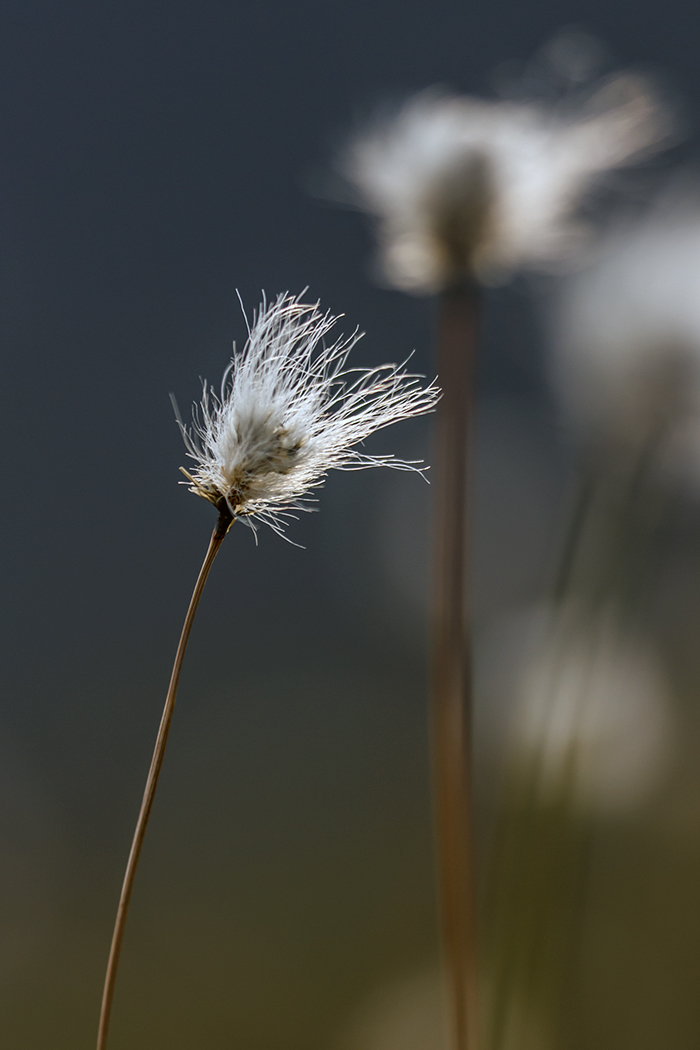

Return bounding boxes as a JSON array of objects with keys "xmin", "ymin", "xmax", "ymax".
[
  {"xmin": 96, "ymin": 506, "xmax": 234, "ymax": 1050},
  {"xmin": 431, "ymin": 280, "xmax": 479, "ymax": 1050}
]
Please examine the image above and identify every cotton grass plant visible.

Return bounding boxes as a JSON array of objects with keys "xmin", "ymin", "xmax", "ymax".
[
  {"xmin": 339, "ymin": 49, "xmax": 672, "ymax": 1050},
  {"xmin": 342, "ymin": 76, "xmax": 668, "ymax": 293},
  {"xmin": 476, "ymin": 186, "xmax": 700, "ymax": 1050},
  {"xmin": 95, "ymin": 292, "xmax": 439, "ymax": 1050}
]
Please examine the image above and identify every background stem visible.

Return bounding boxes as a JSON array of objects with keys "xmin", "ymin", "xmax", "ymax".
[
  {"xmin": 431, "ymin": 280, "xmax": 479, "ymax": 1050},
  {"xmin": 96, "ymin": 507, "xmax": 234, "ymax": 1050}
]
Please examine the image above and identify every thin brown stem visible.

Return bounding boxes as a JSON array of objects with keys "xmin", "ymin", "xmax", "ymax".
[
  {"xmin": 431, "ymin": 280, "xmax": 479, "ymax": 1050},
  {"xmin": 96, "ymin": 506, "xmax": 234, "ymax": 1050}
]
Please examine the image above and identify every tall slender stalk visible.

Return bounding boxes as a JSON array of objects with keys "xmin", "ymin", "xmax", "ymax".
[
  {"xmin": 431, "ymin": 279, "xmax": 480, "ymax": 1050},
  {"xmin": 96, "ymin": 506, "xmax": 234, "ymax": 1050}
]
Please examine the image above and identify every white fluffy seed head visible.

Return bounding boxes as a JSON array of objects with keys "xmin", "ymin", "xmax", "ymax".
[
  {"xmin": 550, "ymin": 197, "xmax": 700, "ymax": 481},
  {"xmin": 480, "ymin": 603, "xmax": 673, "ymax": 814},
  {"xmin": 514, "ymin": 607, "xmax": 672, "ymax": 814},
  {"xmin": 175, "ymin": 293, "xmax": 440, "ymax": 537},
  {"xmin": 342, "ymin": 75, "xmax": 671, "ymax": 292}
]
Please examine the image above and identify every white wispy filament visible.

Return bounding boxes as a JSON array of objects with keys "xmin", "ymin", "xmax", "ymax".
[{"xmin": 175, "ymin": 293, "xmax": 440, "ymax": 536}]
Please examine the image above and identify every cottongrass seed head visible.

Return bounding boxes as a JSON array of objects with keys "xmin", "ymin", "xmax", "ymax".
[
  {"xmin": 341, "ymin": 71, "xmax": 672, "ymax": 292},
  {"xmin": 175, "ymin": 292, "xmax": 440, "ymax": 537},
  {"xmin": 551, "ymin": 193, "xmax": 700, "ymax": 479}
]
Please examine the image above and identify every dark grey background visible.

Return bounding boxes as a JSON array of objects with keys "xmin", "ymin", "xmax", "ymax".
[{"xmin": 0, "ymin": 2, "xmax": 698, "ymax": 1048}]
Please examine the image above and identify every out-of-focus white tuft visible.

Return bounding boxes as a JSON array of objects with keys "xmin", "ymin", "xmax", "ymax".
[
  {"xmin": 505, "ymin": 604, "xmax": 672, "ymax": 813},
  {"xmin": 480, "ymin": 604, "xmax": 673, "ymax": 814},
  {"xmin": 335, "ymin": 970, "xmax": 447, "ymax": 1050},
  {"xmin": 174, "ymin": 292, "xmax": 440, "ymax": 537},
  {"xmin": 551, "ymin": 199, "xmax": 700, "ymax": 480},
  {"xmin": 341, "ymin": 75, "xmax": 671, "ymax": 292}
]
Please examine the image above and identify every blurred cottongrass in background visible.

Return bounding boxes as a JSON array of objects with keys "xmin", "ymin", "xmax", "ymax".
[
  {"xmin": 333, "ymin": 29, "xmax": 700, "ymax": 1050},
  {"xmin": 339, "ymin": 74, "xmax": 668, "ymax": 291},
  {"xmin": 337, "ymin": 34, "xmax": 676, "ymax": 1050}
]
